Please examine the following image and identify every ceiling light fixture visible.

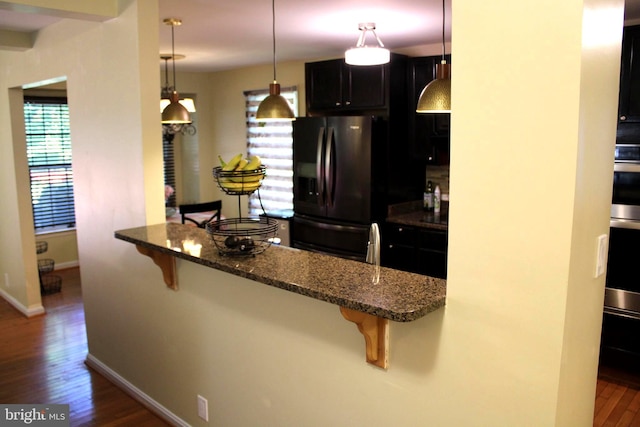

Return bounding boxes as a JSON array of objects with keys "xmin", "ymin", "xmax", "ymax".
[
  {"xmin": 161, "ymin": 18, "xmax": 192, "ymax": 125},
  {"xmin": 256, "ymin": 0, "xmax": 295, "ymax": 122},
  {"xmin": 416, "ymin": 0, "xmax": 451, "ymax": 113},
  {"xmin": 345, "ymin": 23, "xmax": 390, "ymax": 66}
]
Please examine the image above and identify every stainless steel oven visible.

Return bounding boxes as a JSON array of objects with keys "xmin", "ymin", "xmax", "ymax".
[
  {"xmin": 607, "ymin": 144, "xmax": 640, "ymax": 318},
  {"xmin": 601, "ymin": 144, "xmax": 640, "ymax": 368}
]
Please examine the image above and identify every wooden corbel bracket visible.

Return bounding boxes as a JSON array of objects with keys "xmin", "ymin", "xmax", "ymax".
[
  {"xmin": 136, "ymin": 245, "xmax": 178, "ymax": 290},
  {"xmin": 340, "ymin": 307, "xmax": 389, "ymax": 369}
]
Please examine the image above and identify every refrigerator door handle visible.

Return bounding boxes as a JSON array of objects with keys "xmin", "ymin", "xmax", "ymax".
[
  {"xmin": 325, "ymin": 127, "xmax": 335, "ymax": 207},
  {"xmin": 316, "ymin": 126, "xmax": 325, "ymax": 207}
]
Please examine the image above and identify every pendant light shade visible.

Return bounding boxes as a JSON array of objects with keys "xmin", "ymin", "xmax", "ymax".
[
  {"xmin": 256, "ymin": 0, "xmax": 295, "ymax": 122},
  {"xmin": 416, "ymin": 61, "xmax": 451, "ymax": 113},
  {"xmin": 163, "ymin": 91, "xmax": 192, "ymax": 123},
  {"xmin": 345, "ymin": 23, "xmax": 390, "ymax": 66},
  {"xmin": 161, "ymin": 18, "xmax": 192, "ymax": 125},
  {"xmin": 416, "ymin": 0, "xmax": 451, "ymax": 113},
  {"xmin": 257, "ymin": 82, "xmax": 295, "ymax": 121}
]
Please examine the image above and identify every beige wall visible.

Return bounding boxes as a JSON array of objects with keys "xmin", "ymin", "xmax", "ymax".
[
  {"xmin": 36, "ymin": 232, "xmax": 79, "ymax": 269},
  {"xmin": 0, "ymin": 0, "xmax": 623, "ymax": 426}
]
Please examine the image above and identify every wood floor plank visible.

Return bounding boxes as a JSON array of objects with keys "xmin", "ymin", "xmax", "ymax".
[
  {"xmin": 595, "ymin": 383, "xmax": 628, "ymax": 426},
  {"xmin": 605, "ymin": 388, "xmax": 638, "ymax": 427}
]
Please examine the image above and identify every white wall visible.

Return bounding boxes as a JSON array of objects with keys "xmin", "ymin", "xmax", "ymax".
[{"xmin": 0, "ymin": 0, "xmax": 622, "ymax": 425}]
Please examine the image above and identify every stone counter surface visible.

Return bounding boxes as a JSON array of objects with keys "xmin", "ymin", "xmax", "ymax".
[
  {"xmin": 386, "ymin": 200, "xmax": 449, "ymax": 231},
  {"xmin": 115, "ymin": 223, "xmax": 446, "ymax": 322}
]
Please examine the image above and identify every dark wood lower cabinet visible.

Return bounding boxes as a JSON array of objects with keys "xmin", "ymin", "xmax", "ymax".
[{"xmin": 381, "ymin": 223, "xmax": 447, "ymax": 279}]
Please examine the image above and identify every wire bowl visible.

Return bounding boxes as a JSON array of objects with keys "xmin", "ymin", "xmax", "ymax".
[
  {"xmin": 36, "ymin": 241, "xmax": 48, "ymax": 254},
  {"xmin": 213, "ymin": 166, "xmax": 266, "ymax": 195},
  {"xmin": 41, "ymin": 275, "xmax": 62, "ymax": 295},
  {"xmin": 37, "ymin": 258, "xmax": 55, "ymax": 275},
  {"xmin": 206, "ymin": 217, "xmax": 278, "ymax": 256}
]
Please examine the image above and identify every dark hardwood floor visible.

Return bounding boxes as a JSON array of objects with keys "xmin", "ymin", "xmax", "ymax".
[
  {"xmin": 0, "ymin": 268, "xmax": 169, "ymax": 426},
  {"xmin": 595, "ymin": 364, "xmax": 640, "ymax": 426},
  {"xmin": 2, "ymin": 267, "xmax": 640, "ymax": 426}
]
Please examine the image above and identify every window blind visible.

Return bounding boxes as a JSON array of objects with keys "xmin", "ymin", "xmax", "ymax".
[
  {"xmin": 24, "ymin": 97, "xmax": 76, "ymax": 231},
  {"xmin": 244, "ymin": 87, "xmax": 297, "ymax": 216}
]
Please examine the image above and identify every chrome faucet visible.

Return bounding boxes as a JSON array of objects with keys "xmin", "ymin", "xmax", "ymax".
[{"xmin": 366, "ymin": 223, "xmax": 380, "ymax": 266}]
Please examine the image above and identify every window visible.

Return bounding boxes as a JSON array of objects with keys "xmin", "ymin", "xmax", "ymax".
[
  {"xmin": 24, "ymin": 97, "xmax": 75, "ymax": 231},
  {"xmin": 244, "ymin": 87, "xmax": 297, "ymax": 216}
]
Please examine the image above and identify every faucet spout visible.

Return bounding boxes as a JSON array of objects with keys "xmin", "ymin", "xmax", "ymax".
[{"xmin": 366, "ymin": 223, "xmax": 381, "ymax": 267}]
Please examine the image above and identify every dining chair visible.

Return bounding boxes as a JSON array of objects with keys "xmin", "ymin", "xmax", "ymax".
[{"xmin": 179, "ymin": 200, "xmax": 222, "ymax": 228}]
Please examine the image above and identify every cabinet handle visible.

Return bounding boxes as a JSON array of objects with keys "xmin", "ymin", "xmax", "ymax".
[
  {"xmin": 398, "ymin": 227, "xmax": 403, "ymax": 232},
  {"xmin": 621, "ymin": 115, "xmax": 627, "ymax": 121},
  {"xmin": 389, "ymin": 244, "xmax": 394, "ymax": 249},
  {"xmin": 335, "ymin": 102, "xmax": 341, "ymax": 106},
  {"xmin": 345, "ymin": 101, "xmax": 351, "ymax": 105}
]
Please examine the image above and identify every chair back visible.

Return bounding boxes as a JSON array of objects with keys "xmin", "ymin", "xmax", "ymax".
[{"xmin": 179, "ymin": 200, "xmax": 222, "ymax": 228}]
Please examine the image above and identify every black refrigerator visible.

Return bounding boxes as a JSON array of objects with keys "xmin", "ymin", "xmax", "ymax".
[{"xmin": 292, "ymin": 116, "xmax": 390, "ymax": 260}]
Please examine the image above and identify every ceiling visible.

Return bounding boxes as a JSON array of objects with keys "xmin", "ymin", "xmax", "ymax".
[{"xmin": 2, "ymin": 0, "xmax": 640, "ymax": 73}]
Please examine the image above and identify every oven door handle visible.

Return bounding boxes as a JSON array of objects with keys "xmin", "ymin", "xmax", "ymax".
[
  {"xmin": 604, "ymin": 305, "xmax": 640, "ymax": 321},
  {"xmin": 610, "ymin": 218, "xmax": 640, "ymax": 230},
  {"xmin": 614, "ymin": 162, "xmax": 640, "ymax": 173}
]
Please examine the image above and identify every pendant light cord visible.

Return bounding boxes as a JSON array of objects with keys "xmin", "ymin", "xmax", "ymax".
[
  {"xmin": 271, "ymin": 0, "xmax": 277, "ymax": 82},
  {"xmin": 163, "ymin": 58, "xmax": 170, "ymax": 92},
  {"xmin": 171, "ymin": 24, "xmax": 177, "ymax": 90},
  {"xmin": 441, "ymin": 0, "xmax": 446, "ymax": 62}
]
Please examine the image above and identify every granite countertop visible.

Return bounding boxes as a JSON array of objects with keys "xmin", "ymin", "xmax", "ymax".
[
  {"xmin": 386, "ymin": 201, "xmax": 449, "ymax": 231},
  {"xmin": 115, "ymin": 223, "xmax": 446, "ymax": 322}
]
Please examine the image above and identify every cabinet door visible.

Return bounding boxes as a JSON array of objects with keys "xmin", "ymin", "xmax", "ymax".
[
  {"xmin": 381, "ymin": 224, "xmax": 417, "ymax": 272},
  {"xmin": 417, "ymin": 249, "xmax": 447, "ymax": 279},
  {"xmin": 344, "ymin": 64, "xmax": 386, "ymax": 109},
  {"xmin": 306, "ymin": 60, "xmax": 343, "ymax": 110},
  {"xmin": 619, "ymin": 26, "xmax": 640, "ymax": 124},
  {"xmin": 417, "ymin": 229, "xmax": 448, "ymax": 278}
]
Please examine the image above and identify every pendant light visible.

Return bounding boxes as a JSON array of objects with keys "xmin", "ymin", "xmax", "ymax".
[
  {"xmin": 256, "ymin": 0, "xmax": 295, "ymax": 122},
  {"xmin": 160, "ymin": 55, "xmax": 196, "ymax": 113},
  {"xmin": 345, "ymin": 23, "xmax": 390, "ymax": 66},
  {"xmin": 161, "ymin": 18, "xmax": 192, "ymax": 125},
  {"xmin": 416, "ymin": 0, "xmax": 451, "ymax": 113}
]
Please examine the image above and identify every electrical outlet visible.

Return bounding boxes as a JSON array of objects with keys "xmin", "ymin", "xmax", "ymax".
[
  {"xmin": 4, "ymin": 273, "xmax": 9, "ymax": 288},
  {"xmin": 197, "ymin": 395, "xmax": 209, "ymax": 422},
  {"xmin": 595, "ymin": 234, "xmax": 608, "ymax": 278}
]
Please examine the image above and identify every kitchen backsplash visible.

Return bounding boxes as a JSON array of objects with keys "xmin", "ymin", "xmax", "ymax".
[{"xmin": 426, "ymin": 165, "xmax": 450, "ymax": 198}]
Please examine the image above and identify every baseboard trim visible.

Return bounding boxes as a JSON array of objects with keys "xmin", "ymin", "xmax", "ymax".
[
  {"xmin": 0, "ymin": 287, "xmax": 45, "ymax": 317},
  {"xmin": 85, "ymin": 354, "xmax": 189, "ymax": 427},
  {"xmin": 54, "ymin": 260, "xmax": 80, "ymax": 270}
]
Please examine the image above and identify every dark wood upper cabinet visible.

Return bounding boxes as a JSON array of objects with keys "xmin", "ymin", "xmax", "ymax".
[
  {"xmin": 305, "ymin": 55, "xmax": 406, "ymax": 115},
  {"xmin": 407, "ymin": 55, "xmax": 451, "ymax": 164},
  {"xmin": 619, "ymin": 25, "xmax": 640, "ymax": 125}
]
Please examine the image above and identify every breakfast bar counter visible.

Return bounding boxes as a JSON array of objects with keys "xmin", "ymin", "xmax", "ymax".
[
  {"xmin": 115, "ymin": 223, "xmax": 445, "ymax": 321},
  {"xmin": 115, "ymin": 222, "xmax": 446, "ymax": 368}
]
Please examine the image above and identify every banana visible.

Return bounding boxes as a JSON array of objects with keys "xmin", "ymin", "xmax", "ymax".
[
  {"xmin": 243, "ymin": 155, "xmax": 262, "ymax": 171},
  {"xmin": 230, "ymin": 175, "xmax": 262, "ymax": 184},
  {"xmin": 236, "ymin": 158, "xmax": 249, "ymax": 170},
  {"xmin": 222, "ymin": 153, "xmax": 243, "ymax": 171},
  {"xmin": 220, "ymin": 181, "xmax": 261, "ymax": 192},
  {"xmin": 218, "ymin": 155, "xmax": 227, "ymax": 168}
]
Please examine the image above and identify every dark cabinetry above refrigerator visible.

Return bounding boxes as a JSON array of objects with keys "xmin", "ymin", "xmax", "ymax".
[{"xmin": 305, "ymin": 54, "xmax": 408, "ymax": 116}]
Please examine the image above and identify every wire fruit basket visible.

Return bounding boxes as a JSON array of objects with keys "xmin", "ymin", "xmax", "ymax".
[
  {"xmin": 213, "ymin": 166, "xmax": 266, "ymax": 196},
  {"xmin": 206, "ymin": 217, "xmax": 278, "ymax": 256}
]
